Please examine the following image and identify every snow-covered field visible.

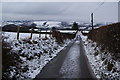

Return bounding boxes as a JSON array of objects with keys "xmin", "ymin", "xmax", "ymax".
[
  {"xmin": 4, "ymin": 32, "xmax": 50, "ymax": 41},
  {"xmin": 33, "ymin": 30, "xmax": 77, "ymax": 34},
  {"xmin": 33, "ymin": 21, "xmax": 61, "ymax": 28},
  {"xmin": 3, "ymin": 31, "xmax": 76, "ymax": 41},
  {"xmin": 81, "ymin": 30, "xmax": 89, "ymax": 34},
  {"xmin": 80, "ymin": 33, "xmax": 120, "ymax": 79},
  {"xmin": 2, "ymin": 32, "xmax": 72, "ymax": 79},
  {"xmin": 58, "ymin": 30, "xmax": 76, "ymax": 33}
]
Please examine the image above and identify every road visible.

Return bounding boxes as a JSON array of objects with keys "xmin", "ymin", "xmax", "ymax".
[{"xmin": 34, "ymin": 35, "xmax": 96, "ymax": 79}]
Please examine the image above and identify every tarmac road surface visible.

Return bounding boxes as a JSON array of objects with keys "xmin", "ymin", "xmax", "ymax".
[{"xmin": 34, "ymin": 35, "xmax": 96, "ymax": 80}]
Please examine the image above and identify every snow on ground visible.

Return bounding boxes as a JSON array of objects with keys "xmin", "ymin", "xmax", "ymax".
[
  {"xmin": 80, "ymin": 32, "xmax": 120, "ymax": 79},
  {"xmin": 4, "ymin": 32, "xmax": 50, "ymax": 41},
  {"xmin": 31, "ymin": 29, "xmax": 76, "ymax": 34},
  {"xmin": 82, "ymin": 30, "xmax": 89, "ymax": 34},
  {"xmin": 33, "ymin": 21, "xmax": 61, "ymax": 28},
  {"xmin": 58, "ymin": 30, "xmax": 76, "ymax": 34},
  {"xmin": 3, "ymin": 32, "xmax": 72, "ymax": 79},
  {"xmin": 4, "ymin": 31, "xmax": 76, "ymax": 42}
]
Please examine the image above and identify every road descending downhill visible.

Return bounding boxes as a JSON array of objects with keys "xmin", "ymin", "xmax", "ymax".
[
  {"xmin": 59, "ymin": 38, "xmax": 81, "ymax": 78},
  {"xmin": 34, "ymin": 32, "xmax": 96, "ymax": 79}
]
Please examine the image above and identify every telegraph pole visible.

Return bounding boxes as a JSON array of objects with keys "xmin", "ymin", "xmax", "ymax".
[{"xmin": 91, "ymin": 13, "xmax": 94, "ymax": 30}]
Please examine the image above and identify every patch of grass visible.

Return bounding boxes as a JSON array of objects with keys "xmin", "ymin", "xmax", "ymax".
[
  {"xmin": 104, "ymin": 59, "xmax": 108, "ymax": 65},
  {"xmin": 94, "ymin": 51, "xmax": 99, "ymax": 56},
  {"xmin": 102, "ymin": 57, "xmax": 105, "ymax": 61},
  {"xmin": 22, "ymin": 65, "xmax": 29, "ymax": 72},
  {"xmin": 27, "ymin": 56, "xmax": 34, "ymax": 61},
  {"xmin": 107, "ymin": 62, "xmax": 114, "ymax": 71},
  {"xmin": 32, "ymin": 40, "xmax": 38, "ymax": 44},
  {"xmin": 43, "ymin": 49, "xmax": 48, "ymax": 53}
]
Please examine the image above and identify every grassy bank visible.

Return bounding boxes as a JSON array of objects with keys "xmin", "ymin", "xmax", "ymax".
[{"xmin": 88, "ymin": 22, "xmax": 120, "ymax": 60}]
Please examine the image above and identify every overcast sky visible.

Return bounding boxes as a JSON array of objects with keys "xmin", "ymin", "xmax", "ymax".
[{"xmin": 2, "ymin": 2, "xmax": 118, "ymax": 23}]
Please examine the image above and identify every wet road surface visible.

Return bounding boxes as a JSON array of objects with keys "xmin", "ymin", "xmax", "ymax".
[
  {"xmin": 59, "ymin": 39, "xmax": 81, "ymax": 78},
  {"xmin": 34, "ymin": 36, "xmax": 96, "ymax": 79}
]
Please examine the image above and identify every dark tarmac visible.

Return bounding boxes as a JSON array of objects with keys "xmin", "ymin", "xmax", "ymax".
[{"xmin": 34, "ymin": 36, "xmax": 96, "ymax": 80}]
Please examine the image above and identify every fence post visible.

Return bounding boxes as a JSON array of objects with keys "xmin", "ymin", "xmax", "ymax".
[
  {"xmin": 50, "ymin": 30, "xmax": 51, "ymax": 38},
  {"xmin": 91, "ymin": 13, "xmax": 94, "ymax": 30},
  {"xmin": 30, "ymin": 27, "xmax": 33, "ymax": 39},
  {"xmin": 45, "ymin": 29, "xmax": 47, "ymax": 38},
  {"xmin": 39, "ymin": 29, "xmax": 41, "ymax": 38},
  {"xmin": 17, "ymin": 26, "xmax": 20, "ymax": 40}
]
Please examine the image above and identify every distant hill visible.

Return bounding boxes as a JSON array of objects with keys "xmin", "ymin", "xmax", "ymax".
[
  {"xmin": 2, "ymin": 24, "xmax": 37, "ymax": 32},
  {"xmin": 2, "ymin": 20, "xmax": 68, "ymax": 30},
  {"xmin": 2, "ymin": 24, "xmax": 18, "ymax": 31}
]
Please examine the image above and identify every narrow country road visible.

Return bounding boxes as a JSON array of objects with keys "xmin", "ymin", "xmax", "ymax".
[
  {"xmin": 34, "ymin": 34, "xmax": 96, "ymax": 80},
  {"xmin": 59, "ymin": 37, "xmax": 81, "ymax": 78}
]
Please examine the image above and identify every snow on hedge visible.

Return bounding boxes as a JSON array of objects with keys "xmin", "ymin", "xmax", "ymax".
[
  {"xmin": 80, "ymin": 32, "xmax": 120, "ymax": 79},
  {"xmin": 3, "ymin": 32, "xmax": 72, "ymax": 79}
]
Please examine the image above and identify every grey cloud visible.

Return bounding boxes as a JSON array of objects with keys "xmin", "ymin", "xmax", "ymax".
[
  {"xmin": 2, "ymin": 2, "xmax": 118, "ymax": 22},
  {"xmin": 2, "ymin": 2, "xmax": 69, "ymax": 15}
]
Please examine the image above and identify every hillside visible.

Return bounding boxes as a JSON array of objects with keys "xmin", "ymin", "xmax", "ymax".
[
  {"xmin": 88, "ymin": 22, "xmax": 120, "ymax": 59},
  {"xmin": 81, "ymin": 22, "xmax": 120, "ymax": 79}
]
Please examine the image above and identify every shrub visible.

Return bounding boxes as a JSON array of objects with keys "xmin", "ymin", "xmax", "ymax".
[
  {"xmin": 2, "ymin": 35, "xmax": 22, "ymax": 79},
  {"xmin": 51, "ymin": 28, "xmax": 75, "ymax": 44}
]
